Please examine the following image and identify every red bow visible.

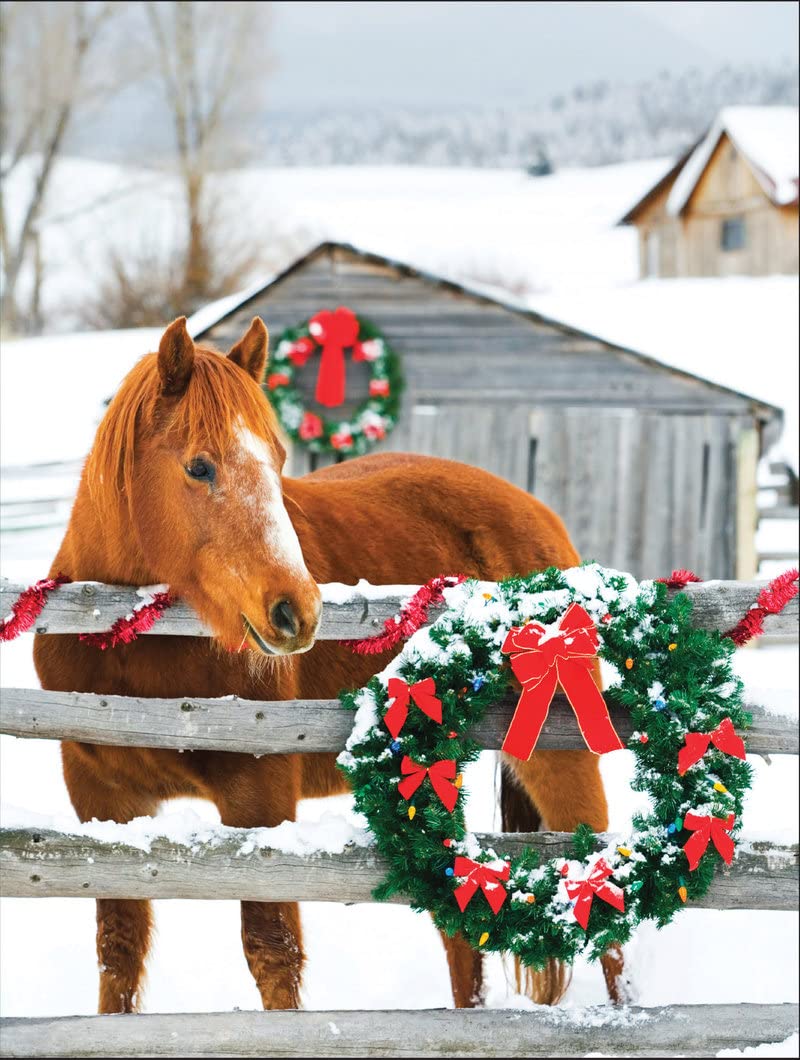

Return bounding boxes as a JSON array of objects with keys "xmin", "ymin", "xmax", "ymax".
[
  {"xmin": 500, "ymin": 603, "xmax": 623, "ymax": 760},
  {"xmin": 397, "ymin": 756, "xmax": 458, "ymax": 812},
  {"xmin": 683, "ymin": 812, "xmax": 735, "ymax": 871},
  {"xmin": 383, "ymin": 676, "xmax": 442, "ymax": 738},
  {"xmin": 565, "ymin": 857, "xmax": 625, "ymax": 930},
  {"xmin": 677, "ymin": 718, "xmax": 746, "ymax": 775},
  {"xmin": 453, "ymin": 856, "xmax": 510, "ymax": 915},
  {"xmin": 308, "ymin": 306, "xmax": 360, "ymax": 408}
]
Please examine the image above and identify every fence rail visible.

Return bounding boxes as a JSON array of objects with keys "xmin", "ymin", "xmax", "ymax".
[
  {"xmin": 1, "ymin": 688, "xmax": 796, "ymax": 756},
  {"xmin": 2, "ymin": 827, "xmax": 797, "ymax": 909},
  {"xmin": 3, "ymin": 1004, "xmax": 798, "ymax": 1059},
  {"xmin": 1, "ymin": 578, "xmax": 797, "ymax": 639}
]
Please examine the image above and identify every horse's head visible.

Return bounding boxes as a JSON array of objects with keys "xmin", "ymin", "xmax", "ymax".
[{"xmin": 88, "ymin": 317, "xmax": 321, "ymax": 655}]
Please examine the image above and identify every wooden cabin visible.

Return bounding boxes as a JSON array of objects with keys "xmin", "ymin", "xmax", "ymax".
[
  {"xmin": 193, "ymin": 241, "xmax": 782, "ymax": 581},
  {"xmin": 621, "ymin": 106, "xmax": 799, "ymax": 278}
]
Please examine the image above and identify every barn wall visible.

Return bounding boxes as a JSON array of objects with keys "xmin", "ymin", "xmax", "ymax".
[{"xmin": 201, "ymin": 246, "xmax": 758, "ymax": 579}]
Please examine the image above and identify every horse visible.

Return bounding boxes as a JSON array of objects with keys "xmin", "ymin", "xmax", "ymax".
[{"xmin": 33, "ymin": 315, "xmax": 624, "ymax": 1014}]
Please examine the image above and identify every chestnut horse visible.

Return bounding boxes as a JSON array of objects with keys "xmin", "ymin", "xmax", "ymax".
[{"xmin": 34, "ymin": 316, "xmax": 623, "ymax": 1014}]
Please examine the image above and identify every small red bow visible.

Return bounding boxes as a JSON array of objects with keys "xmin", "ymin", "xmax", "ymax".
[
  {"xmin": 308, "ymin": 306, "xmax": 360, "ymax": 408},
  {"xmin": 564, "ymin": 857, "xmax": 625, "ymax": 930},
  {"xmin": 677, "ymin": 718, "xmax": 746, "ymax": 775},
  {"xmin": 453, "ymin": 856, "xmax": 510, "ymax": 915},
  {"xmin": 683, "ymin": 812, "xmax": 735, "ymax": 871},
  {"xmin": 500, "ymin": 603, "xmax": 623, "ymax": 760},
  {"xmin": 383, "ymin": 676, "xmax": 442, "ymax": 738},
  {"xmin": 397, "ymin": 756, "xmax": 458, "ymax": 812}
]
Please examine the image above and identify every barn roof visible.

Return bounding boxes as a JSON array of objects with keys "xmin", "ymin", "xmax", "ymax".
[{"xmin": 190, "ymin": 240, "xmax": 781, "ymax": 423}]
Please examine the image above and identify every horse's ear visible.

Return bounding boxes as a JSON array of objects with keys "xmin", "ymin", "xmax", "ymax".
[
  {"xmin": 228, "ymin": 317, "xmax": 268, "ymax": 383},
  {"xmin": 158, "ymin": 317, "xmax": 195, "ymax": 396}
]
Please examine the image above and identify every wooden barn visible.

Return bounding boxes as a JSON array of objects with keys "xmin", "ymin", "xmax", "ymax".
[
  {"xmin": 621, "ymin": 106, "xmax": 799, "ymax": 279},
  {"xmin": 193, "ymin": 241, "xmax": 782, "ymax": 581}
]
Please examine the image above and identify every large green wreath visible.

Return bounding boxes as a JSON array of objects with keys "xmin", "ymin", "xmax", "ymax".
[
  {"xmin": 265, "ymin": 312, "xmax": 404, "ymax": 456},
  {"xmin": 337, "ymin": 563, "xmax": 752, "ymax": 966}
]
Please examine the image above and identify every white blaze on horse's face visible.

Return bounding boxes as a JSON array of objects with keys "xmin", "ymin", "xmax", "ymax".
[
  {"xmin": 233, "ymin": 422, "xmax": 306, "ymax": 574},
  {"xmin": 228, "ymin": 419, "xmax": 321, "ymax": 656}
]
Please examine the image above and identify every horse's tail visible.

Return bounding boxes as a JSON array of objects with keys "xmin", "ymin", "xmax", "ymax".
[{"xmin": 500, "ymin": 763, "xmax": 573, "ymax": 1006}]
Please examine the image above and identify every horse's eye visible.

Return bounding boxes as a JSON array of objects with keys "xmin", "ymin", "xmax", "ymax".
[{"xmin": 185, "ymin": 457, "xmax": 215, "ymax": 483}]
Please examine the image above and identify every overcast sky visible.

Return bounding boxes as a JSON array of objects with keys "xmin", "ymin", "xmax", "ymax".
[{"xmin": 267, "ymin": 1, "xmax": 799, "ymax": 108}]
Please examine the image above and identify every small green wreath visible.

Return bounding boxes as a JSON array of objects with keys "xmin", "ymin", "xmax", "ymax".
[
  {"xmin": 265, "ymin": 307, "xmax": 403, "ymax": 455},
  {"xmin": 337, "ymin": 563, "xmax": 752, "ymax": 967}
]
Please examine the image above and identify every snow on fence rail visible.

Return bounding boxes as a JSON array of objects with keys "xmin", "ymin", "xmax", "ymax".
[
  {"xmin": 1, "ymin": 577, "xmax": 798, "ymax": 1058},
  {"xmin": 2, "ymin": 825, "xmax": 796, "ymax": 909},
  {"xmin": 1, "ymin": 577, "xmax": 797, "ymax": 639},
  {"xmin": 3, "ymin": 1004, "xmax": 799, "ymax": 1059}
]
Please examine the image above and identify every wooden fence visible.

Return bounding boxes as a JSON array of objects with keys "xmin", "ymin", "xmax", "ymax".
[{"xmin": 1, "ymin": 578, "xmax": 798, "ymax": 1058}]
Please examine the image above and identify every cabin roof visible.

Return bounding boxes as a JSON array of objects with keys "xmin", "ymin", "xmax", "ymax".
[
  {"xmin": 621, "ymin": 107, "xmax": 799, "ymax": 225},
  {"xmin": 668, "ymin": 106, "xmax": 799, "ymax": 216},
  {"xmin": 617, "ymin": 143, "xmax": 698, "ymax": 225},
  {"xmin": 190, "ymin": 240, "xmax": 781, "ymax": 423}
]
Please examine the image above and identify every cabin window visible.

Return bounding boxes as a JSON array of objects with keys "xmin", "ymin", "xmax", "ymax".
[{"xmin": 720, "ymin": 216, "xmax": 746, "ymax": 252}]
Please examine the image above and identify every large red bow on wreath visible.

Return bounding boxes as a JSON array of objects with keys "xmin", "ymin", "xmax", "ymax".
[
  {"xmin": 565, "ymin": 857, "xmax": 625, "ymax": 930},
  {"xmin": 453, "ymin": 857, "xmax": 510, "ymax": 915},
  {"xmin": 397, "ymin": 756, "xmax": 459, "ymax": 812},
  {"xmin": 383, "ymin": 676, "xmax": 442, "ymax": 739},
  {"xmin": 500, "ymin": 603, "xmax": 623, "ymax": 760},
  {"xmin": 308, "ymin": 307, "xmax": 360, "ymax": 408},
  {"xmin": 682, "ymin": 812, "xmax": 735, "ymax": 871},
  {"xmin": 677, "ymin": 718, "xmax": 746, "ymax": 775}
]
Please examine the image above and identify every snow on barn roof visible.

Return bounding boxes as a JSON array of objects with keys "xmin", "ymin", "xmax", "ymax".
[{"xmin": 666, "ymin": 106, "xmax": 799, "ymax": 216}]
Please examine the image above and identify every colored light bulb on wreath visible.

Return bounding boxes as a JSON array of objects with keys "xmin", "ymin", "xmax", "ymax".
[
  {"xmin": 654, "ymin": 698, "xmax": 666, "ymax": 711},
  {"xmin": 472, "ymin": 675, "xmax": 485, "ymax": 692},
  {"xmin": 390, "ymin": 739, "xmax": 402, "ymax": 755},
  {"xmin": 668, "ymin": 643, "xmax": 678, "ymax": 652},
  {"xmin": 445, "ymin": 866, "xmax": 454, "ymax": 877},
  {"xmin": 478, "ymin": 932, "xmax": 490, "ymax": 946},
  {"xmin": 625, "ymin": 658, "xmax": 634, "ymax": 670},
  {"xmin": 713, "ymin": 781, "xmax": 728, "ymax": 794},
  {"xmin": 407, "ymin": 805, "xmax": 416, "ymax": 820}
]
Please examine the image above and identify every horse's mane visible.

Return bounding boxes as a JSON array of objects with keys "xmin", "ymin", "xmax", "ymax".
[{"xmin": 86, "ymin": 345, "xmax": 276, "ymax": 521}]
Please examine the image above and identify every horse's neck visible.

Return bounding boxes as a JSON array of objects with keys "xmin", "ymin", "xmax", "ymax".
[{"xmin": 52, "ymin": 480, "xmax": 155, "ymax": 586}]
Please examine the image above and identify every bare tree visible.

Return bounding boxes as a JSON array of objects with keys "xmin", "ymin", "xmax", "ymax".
[
  {"xmin": 143, "ymin": 1, "xmax": 272, "ymax": 310},
  {"xmin": 0, "ymin": 1, "xmax": 118, "ymax": 333}
]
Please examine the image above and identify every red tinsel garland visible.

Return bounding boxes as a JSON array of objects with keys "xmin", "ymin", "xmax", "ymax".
[
  {"xmin": 344, "ymin": 574, "xmax": 466, "ymax": 655},
  {"xmin": 723, "ymin": 568, "xmax": 799, "ymax": 646},
  {"xmin": 78, "ymin": 591, "xmax": 175, "ymax": 650},
  {"xmin": 1, "ymin": 567, "xmax": 795, "ymax": 653},
  {"xmin": 656, "ymin": 569, "xmax": 703, "ymax": 590},
  {"xmin": 0, "ymin": 574, "xmax": 71, "ymax": 641}
]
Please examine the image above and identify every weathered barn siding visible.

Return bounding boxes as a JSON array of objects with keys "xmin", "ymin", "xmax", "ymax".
[{"xmin": 199, "ymin": 244, "xmax": 776, "ymax": 580}]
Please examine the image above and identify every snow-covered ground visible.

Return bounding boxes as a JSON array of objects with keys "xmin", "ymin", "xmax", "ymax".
[{"xmin": 0, "ymin": 157, "xmax": 797, "ymax": 1040}]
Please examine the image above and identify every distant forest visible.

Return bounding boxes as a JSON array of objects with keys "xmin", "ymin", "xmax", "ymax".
[{"xmin": 255, "ymin": 62, "xmax": 799, "ymax": 169}]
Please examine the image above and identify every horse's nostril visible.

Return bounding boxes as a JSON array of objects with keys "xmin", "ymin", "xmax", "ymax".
[{"xmin": 271, "ymin": 599, "xmax": 299, "ymax": 638}]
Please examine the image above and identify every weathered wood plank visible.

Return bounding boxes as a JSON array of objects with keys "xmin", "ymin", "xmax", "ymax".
[
  {"xmin": 2, "ymin": 688, "xmax": 795, "ymax": 756},
  {"xmin": 1, "ymin": 579, "xmax": 796, "ymax": 638},
  {"xmin": 2, "ymin": 1004, "xmax": 798, "ymax": 1058},
  {"xmin": 2, "ymin": 827, "xmax": 796, "ymax": 909}
]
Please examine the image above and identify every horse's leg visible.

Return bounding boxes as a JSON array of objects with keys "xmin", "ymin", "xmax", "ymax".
[
  {"xmin": 62, "ymin": 744, "xmax": 159, "ymax": 1014},
  {"xmin": 439, "ymin": 929, "xmax": 484, "ymax": 1008},
  {"xmin": 212, "ymin": 754, "xmax": 305, "ymax": 1009},
  {"xmin": 501, "ymin": 751, "xmax": 629, "ymax": 1004}
]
